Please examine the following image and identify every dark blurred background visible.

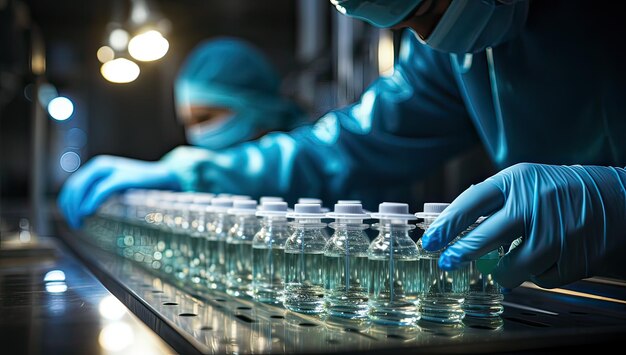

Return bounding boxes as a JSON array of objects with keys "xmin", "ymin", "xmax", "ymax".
[
  {"xmin": 0, "ymin": 0, "xmax": 395, "ymax": 234},
  {"xmin": 0, "ymin": 0, "xmax": 493, "ymax": 237}
]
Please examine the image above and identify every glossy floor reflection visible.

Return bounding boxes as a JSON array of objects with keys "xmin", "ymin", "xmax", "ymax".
[{"xmin": 0, "ymin": 237, "xmax": 174, "ymax": 354}]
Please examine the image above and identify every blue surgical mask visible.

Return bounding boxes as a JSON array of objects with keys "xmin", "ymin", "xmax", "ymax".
[
  {"xmin": 186, "ymin": 113, "xmax": 257, "ymax": 150},
  {"xmin": 330, "ymin": 0, "xmax": 425, "ymax": 28},
  {"xmin": 419, "ymin": 0, "xmax": 529, "ymax": 54}
]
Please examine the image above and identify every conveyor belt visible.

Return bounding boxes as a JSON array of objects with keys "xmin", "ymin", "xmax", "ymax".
[{"xmin": 56, "ymin": 222, "xmax": 626, "ymax": 354}]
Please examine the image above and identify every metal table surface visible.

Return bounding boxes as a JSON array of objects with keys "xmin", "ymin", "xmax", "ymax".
[
  {"xmin": 0, "ymin": 236, "xmax": 175, "ymax": 355},
  {"xmin": 54, "ymin": 222, "xmax": 626, "ymax": 354}
]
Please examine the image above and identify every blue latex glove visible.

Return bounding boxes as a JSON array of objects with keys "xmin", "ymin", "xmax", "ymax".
[
  {"xmin": 57, "ymin": 155, "xmax": 181, "ymax": 229},
  {"xmin": 421, "ymin": 163, "xmax": 626, "ymax": 289}
]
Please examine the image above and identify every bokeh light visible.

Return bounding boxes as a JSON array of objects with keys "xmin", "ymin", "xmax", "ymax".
[
  {"xmin": 47, "ymin": 96, "xmax": 74, "ymax": 121},
  {"xmin": 109, "ymin": 28, "xmax": 130, "ymax": 51},
  {"xmin": 97, "ymin": 46, "xmax": 115, "ymax": 63},
  {"xmin": 128, "ymin": 30, "xmax": 169, "ymax": 62},
  {"xmin": 100, "ymin": 58, "xmax": 140, "ymax": 83},
  {"xmin": 60, "ymin": 151, "xmax": 81, "ymax": 173}
]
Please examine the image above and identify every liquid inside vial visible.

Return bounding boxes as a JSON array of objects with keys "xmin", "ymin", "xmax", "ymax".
[
  {"xmin": 463, "ymin": 248, "xmax": 504, "ymax": 328},
  {"xmin": 324, "ymin": 254, "xmax": 369, "ymax": 318},
  {"xmin": 415, "ymin": 241, "xmax": 469, "ymax": 325},
  {"xmin": 284, "ymin": 251, "xmax": 326, "ymax": 314},
  {"xmin": 206, "ymin": 238, "xmax": 226, "ymax": 290},
  {"xmin": 368, "ymin": 257, "xmax": 420, "ymax": 326},
  {"xmin": 226, "ymin": 240, "xmax": 253, "ymax": 297},
  {"xmin": 252, "ymin": 246, "xmax": 286, "ymax": 304},
  {"xmin": 188, "ymin": 234, "xmax": 206, "ymax": 285}
]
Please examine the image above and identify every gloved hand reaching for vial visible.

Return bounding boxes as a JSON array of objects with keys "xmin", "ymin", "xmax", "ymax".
[
  {"xmin": 420, "ymin": 163, "xmax": 626, "ymax": 289},
  {"xmin": 57, "ymin": 155, "xmax": 181, "ymax": 229}
]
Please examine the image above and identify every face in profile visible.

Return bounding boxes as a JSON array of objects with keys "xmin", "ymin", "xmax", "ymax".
[
  {"xmin": 392, "ymin": 0, "xmax": 452, "ymax": 40},
  {"xmin": 180, "ymin": 105, "xmax": 235, "ymax": 131}
]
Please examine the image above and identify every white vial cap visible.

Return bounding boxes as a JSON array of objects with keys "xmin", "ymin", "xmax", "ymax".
[
  {"xmin": 124, "ymin": 189, "xmax": 146, "ymax": 199},
  {"xmin": 209, "ymin": 198, "xmax": 233, "ymax": 212},
  {"xmin": 337, "ymin": 199, "xmax": 361, "ymax": 204},
  {"xmin": 260, "ymin": 201, "xmax": 288, "ymax": 211},
  {"xmin": 234, "ymin": 199, "xmax": 257, "ymax": 209},
  {"xmin": 188, "ymin": 203, "xmax": 208, "ymax": 212},
  {"xmin": 192, "ymin": 193, "xmax": 214, "ymax": 205},
  {"xmin": 298, "ymin": 197, "xmax": 322, "ymax": 204},
  {"xmin": 211, "ymin": 198, "xmax": 233, "ymax": 207},
  {"xmin": 260, "ymin": 196, "xmax": 283, "ymax": 204},
  {"xmin": 122, "ymin": 192, "xmax": 141, "ymax": 204},
  {"xmin": 370, "ymin": 202, "xmax": 417, "ymax": 220},
  {"xmin": 294, "ymin": 203, "xmax": 322, "ymax": 214},
  {"xmin": 228, "ymin": 200, "xmax": 258, "ymax": 215},
  {"xmin": 158, "ymin": 191, "xmax": 180, "ymax": 202},
  {"xmin": 286, "ymin": 203, "xmax": 326, "ymax": 219},
  {"xmin": 145, "ymin": 197, "xmax": 159, "ymax": 207},
  {"xmin": 424, "ymin": 203, "xmax": 449, "ymax": 214},
  {"xmin": 256, "ymin": 201, "xmax": 288, "ymax": 217},
  {"xmin": 326, "ymin": 203, "xmax": 369, "ymax": 219},
  {"xmin": 415, "ymin": 202, "xmax": 450, "ymax": 219},
  {"xmin": 160, "ymin": 201, "xmax": 177, "ymax": 210},
  {"xmin": 175, "ymin": 192, "xmax": 197, "ymax": 203},
  {"xmin": 172, "ymin": 202, "xmax": 188, "ymax": 211}
]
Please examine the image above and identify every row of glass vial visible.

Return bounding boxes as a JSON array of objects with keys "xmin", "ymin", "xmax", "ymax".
[
  {"xmin": 90, "ymin": 191, "xmax": 503, "ymax": 328},
  {"xmin": 256, "ymin": 201, "xmax": 503, "ymax": 328},
  {"xmin": 88, "ymin": 190, "xmax": 354, "ymax": 291}
]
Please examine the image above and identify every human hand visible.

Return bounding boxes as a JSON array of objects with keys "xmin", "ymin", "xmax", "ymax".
[
  {"xmin": 421, "ymin": 163, "xmax": 626, "ymax": 288},
  {"xmin": 57, "ymin": 155, "xmax": 181, "ymax": 229}
]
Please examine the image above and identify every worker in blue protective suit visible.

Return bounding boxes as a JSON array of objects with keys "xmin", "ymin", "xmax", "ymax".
[
  {"xmin": 59, "ymin": 0, "xmax": 626, "ymax": 289},
  {"xmin": 174, "ymin": 38, "xmax": 305, "ymax": 150},
  {"xmin": 330, "ymin": 0, "xmax": 626, "ymax": 289},
  {"xmin": 58, "ymin": 37, "xmax": 306, "ymax": 226}
]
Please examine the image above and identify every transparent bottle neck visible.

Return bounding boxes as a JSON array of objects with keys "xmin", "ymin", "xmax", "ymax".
[
  {"xmin": 236, "ymin": 214, "xmax": 259, "ymax": 226},
  {"xmin": 213, "ymin": 212, "xmax": 232, "ymax": 228},
  {"xmin": 174, "ymin": 209, "xmax": 191, "ymax": 232},
  {"xmin": 290, "ymin": 218, "xmax": 326, "ymax": 230},
  {"xmin": 235, "ymin": 214, "xmax": 259, "ymax": 233},
  {"xmin": 416, "ymin": 216, "xmax": 437, "ymax": 231},
  {"xmin": 204, "ymin": 211, "xmax": 217, "ymax": 231},
  {"xmin": 329, "ymin": 218, "xmax": 367, "ymax": 231},
  {"xmin": 373, "ymin": 219, "xmax": 415, "ymax": 232},
  {"xmin": 261, "ymin": 216, "xmax": 288, "ymax": 228}
]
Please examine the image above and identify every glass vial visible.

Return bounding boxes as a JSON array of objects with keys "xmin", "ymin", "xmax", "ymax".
[
  {"xmin": 323, "ymin": 203, "xmax": 370, "ymax": 319},
  {"xmin": 187, "ymin": 194, "xmax": 214, "ymax": 286},
  {"xmin": 158, "ymin": 201, "xmax": 178, "ymax": 276},
  {"xmin": 296, "ymin": 197, "xmax": 330, "ymax": 237},
  {"xmin": 415, "ymin": 203, "xmax": 469, "ymax": 325},
  {"xmin": 461, "ymin": 217, "xmax": 505, "ymax": 329},
  {"xmin": 283, "ymin": 204, "xmax": 328, "ymax": 314},
  {"xmin": 252, "ymin": 201, "xmax": 290, "ymax": 304},
  {"xmin": 205, "ymin": 198, "xmax": 234, "ymax": 290},
  {"xmin": 225, "ymin": 199, "xmax": 259, "ymax": 298},
  {"xmin": 368, "ymin": 202, "xmax": 419, "ymax": 326}
]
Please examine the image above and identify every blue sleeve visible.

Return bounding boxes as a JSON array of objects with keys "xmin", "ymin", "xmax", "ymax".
[{"xmin": 162, "ymin": 31, "xmax": 478, "ymax": 206}]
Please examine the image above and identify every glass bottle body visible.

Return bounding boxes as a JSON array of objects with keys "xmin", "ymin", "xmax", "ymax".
[
  {"xmin": 206, "ymin": 212, "xmax": 233, "ymax": 290},
  {"xmin": 416, "ymin": 218, "xmax": 469, "ymax": 325},
  {"xmin": 226, "ymin": 215, "xmax": 259, "ymax": 297},
  {"xmin": 367, "ymin": 222, "xmax": 419, "ymax": 326},
  {"xmin": 323, "ymin": 222, "xmax": 370, "ymax": 319},
  {"xmin": 459, "ymin": 221, "xmax": 505, "ymax": 328},
  {"xmin": 252, "ymin": 217, "xmax": 290, "ymax": 304},
  {"xmin": 284, "ymin": 220, "xmax": 328, "ymax": 314},
  {"xmin": 188, "ymin": 207, "xmax": 208, "ymax": 285}
]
